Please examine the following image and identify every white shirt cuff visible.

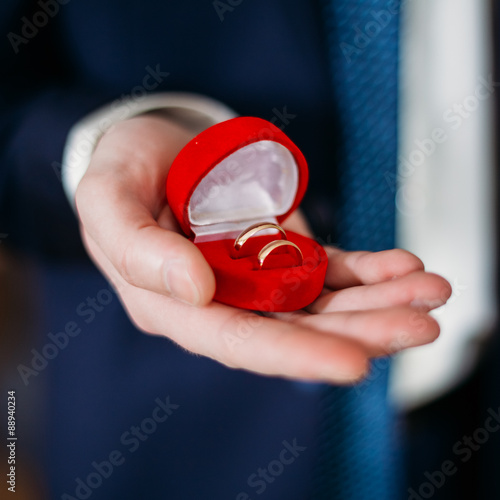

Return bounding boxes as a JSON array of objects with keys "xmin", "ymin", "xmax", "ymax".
[{"xmin": 61, "ymin": 92, "xmax": 237, "ymax": 208}]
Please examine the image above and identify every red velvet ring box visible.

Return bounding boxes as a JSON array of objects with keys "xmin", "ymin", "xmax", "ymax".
[{"xmin": 166, "ymin": 116, "xmax": 327, "ymax": 312}]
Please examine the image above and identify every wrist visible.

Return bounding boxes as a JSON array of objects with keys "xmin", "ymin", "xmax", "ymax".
[{"xmin": 62, "ymin": 92, "xmax": 237, "ymax": 210}]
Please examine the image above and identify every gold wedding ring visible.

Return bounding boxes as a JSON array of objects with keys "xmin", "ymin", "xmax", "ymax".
[
  {"xmin": 258, "ymin": 240, "xmax": 303, "ymax": 269},
  {"xmin": 234, "ymin": 222, "xmax": 287, "ymax": 251}
]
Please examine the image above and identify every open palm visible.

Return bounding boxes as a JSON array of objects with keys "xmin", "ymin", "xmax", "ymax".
[{"xmin": 76, "ymin": 114, "xmax": 451, "ymax": 384}]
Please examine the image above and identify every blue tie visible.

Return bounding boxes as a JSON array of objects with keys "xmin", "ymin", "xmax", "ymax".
[{"xmin": 313, "ymin": 1, "xmax": 401, "ymax": 499}]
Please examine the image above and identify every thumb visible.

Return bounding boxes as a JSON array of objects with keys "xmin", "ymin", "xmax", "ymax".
[{"xmin": 77, "ymin": 182, "xmax": 216, "ymax": 306}]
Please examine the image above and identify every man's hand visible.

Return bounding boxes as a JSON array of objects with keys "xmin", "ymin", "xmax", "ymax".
[{"xmin": 76, "ymin": 115, "xmax": 452, "ymax": 384}]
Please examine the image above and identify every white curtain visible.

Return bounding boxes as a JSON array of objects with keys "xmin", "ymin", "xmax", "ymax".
[{"xmin": 391, "ymin": 0, "xmax": 497, "ymax": 409}]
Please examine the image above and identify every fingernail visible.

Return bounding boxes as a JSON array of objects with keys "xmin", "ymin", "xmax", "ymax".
[
  {"xmin": 163, "ymin": 260, "xmax": 201, "ymax": 306},
  {"xmin": 410, "ymin": 298, "xmax": 445, "ymax": 309},
  {"xmin": 319, "ymin": 362, "xmax": 369, "ymax": 384}
]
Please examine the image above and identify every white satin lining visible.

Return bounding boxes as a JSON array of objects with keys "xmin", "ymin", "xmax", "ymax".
[{"xmin": 189, "ymin": 141, "xmax": 298, "ymax": 242}]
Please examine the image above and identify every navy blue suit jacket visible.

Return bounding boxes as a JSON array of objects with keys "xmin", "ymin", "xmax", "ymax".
[{"xmin": 0, "ymin": 1, "xmax": 395, "ymax": 498}]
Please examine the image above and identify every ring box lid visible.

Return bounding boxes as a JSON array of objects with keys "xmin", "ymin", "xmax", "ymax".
[{"xmin": 166, "ymin": 117, "xmax": 308, "ymax": 242}]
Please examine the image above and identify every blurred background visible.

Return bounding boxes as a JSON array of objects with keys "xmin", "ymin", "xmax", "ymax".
[
  {"xmin": 393, "ymin": 0, "xmax": 500, "ymax": 498},
  {"xmin": 1, "ymin": 250, "xmax": 47, "ymax": 499},
  {"xmin": 1, "ymin": 0, "xmax": 500, "ymax": 499}
]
